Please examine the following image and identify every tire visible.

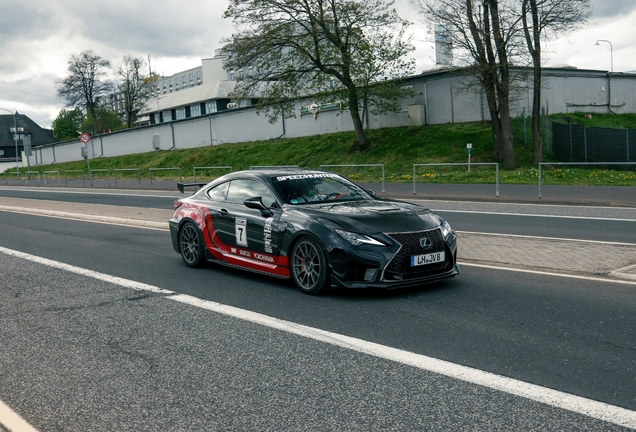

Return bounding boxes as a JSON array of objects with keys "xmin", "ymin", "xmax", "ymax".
[
  {"xmin": 290, "ymin": 236, "xmax": 329, "ymax": 295},
  {"xmin": 179, "ymin": 221, "xmax": 205, "ymax": 268}
]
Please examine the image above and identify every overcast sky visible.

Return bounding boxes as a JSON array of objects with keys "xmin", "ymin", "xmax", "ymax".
[{"xmin": 1, "ymin": 0, "xmax": 634, "ymax": 129}]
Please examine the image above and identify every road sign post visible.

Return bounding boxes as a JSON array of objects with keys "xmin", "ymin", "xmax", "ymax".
[
  {"xmin": 467, "ymin": 143, "xmax": 472, "ymax": 172},
  {"xmin": 80, "ymin": 134, "xmax": 91, "ymax": 185}
]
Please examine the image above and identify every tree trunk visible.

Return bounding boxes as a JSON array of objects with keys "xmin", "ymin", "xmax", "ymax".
[
  {"xmin": 532, "ymin": 63, "xmax": 542, "ymax": 164},
  {"xmin": 499, "ymin": 99, "xmax": 516, "ymax": 169},
  {"xmin": 348, "ymin": 89, "xmax": 368, "ymax": 150}
]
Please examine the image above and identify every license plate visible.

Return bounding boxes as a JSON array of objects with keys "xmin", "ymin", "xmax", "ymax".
[{"xmin": 411, "ymin": 251, "xmax": 445, "ymax": 267}]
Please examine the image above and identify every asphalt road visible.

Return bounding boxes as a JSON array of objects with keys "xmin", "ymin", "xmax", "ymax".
[{"xmin": 0, "ymin": 211, "xmax": 635, "ymax": 430}]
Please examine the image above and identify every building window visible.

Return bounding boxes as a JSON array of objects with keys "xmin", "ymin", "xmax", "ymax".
[
  {"xmin": 175, "ymin": 108, "xmax": 186, "ymax": 120},
  {"xmin": 163, "ymin": 111, "xmax": 172, "ymax": 122},
  {"xmin": 197, "ymin": 71, "xmax": 201, "ymax": 81},
  {"xmin": 230, "ymin": 72, "xmax": 235, "ymax": 81},
  {"xmin": 191, "ymin": 105, "xmax": 201, "ymax": 117},
  {"xmin": 206, "ymin": 101, "xmax": 217, "ymax": 113},
  {"xmin": 182, "ymin": 76, "xmax": 186, "ymax": 84},
  {"xmin": 189, "ymin": 73, "xmax": 193, "ymax": 82}
]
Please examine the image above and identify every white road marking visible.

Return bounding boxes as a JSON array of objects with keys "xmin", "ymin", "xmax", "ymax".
[
  {"xmin": 457, "ymin": 230, "xmax": 636, "ymax": 246},
  {"xmin": 410, "ymin": 198, "xmax": 636, "ymax": 211},
  {"xmin": 0, "ymin": 206, "xmax": 168, "ymax": 231},
  {"xmin": 0, "ymin": 399, "xmax": 39, "ymax": 432},
  {"xmin": 0, "ymin": 186, "xmax": 180, "ymax": 199},
  {"xmin": 458, "ymin": 262, "xmax": 636, "ymax": 286},
  {"xmin": 432, "ymin": 208, "xmax": 636, "ymax": 222},
  {"xmin": 1, "ymin": 245, "xmax": 635, "ymax": 429}
]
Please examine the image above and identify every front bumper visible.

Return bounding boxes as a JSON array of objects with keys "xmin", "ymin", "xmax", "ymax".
[{"xmin": 326, "ymin": 228, "xmax": 459, "ymax": 289}]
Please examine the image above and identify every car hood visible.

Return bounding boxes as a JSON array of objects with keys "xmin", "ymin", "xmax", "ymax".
[{"xmin": 288, "ymin": 199, "xmax": 443, "ymax": 234}]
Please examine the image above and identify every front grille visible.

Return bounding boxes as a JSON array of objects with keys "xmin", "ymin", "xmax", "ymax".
[{"xmin": 384, "ymin": 228, "xmax": 451, "ymax": 280}]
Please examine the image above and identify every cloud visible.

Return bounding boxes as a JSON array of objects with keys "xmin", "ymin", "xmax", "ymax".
[{"xmin": 0, "ymin": 0, "xmax": 634, "ymax": 130}]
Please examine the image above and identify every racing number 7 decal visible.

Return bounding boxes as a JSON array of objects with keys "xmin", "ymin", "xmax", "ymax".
[{"xmin": 235, "ymin": 217, "xmax": 248, "ymax": 247}]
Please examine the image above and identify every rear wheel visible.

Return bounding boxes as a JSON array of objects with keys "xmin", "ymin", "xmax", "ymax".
[
  {"xmin": 179, "ymin": 221, "xmax": 205, "ymax": 267},
  {"xmin": 291, "ymin": 236, "xmax": 329, "ymax": 295}
]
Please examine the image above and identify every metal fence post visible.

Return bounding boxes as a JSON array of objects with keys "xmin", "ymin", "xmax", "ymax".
[
  {"xmin": 538, "ymin": 163, "xmax": 543, "ymax": 198},
  {"xmin": 584, "ymin": 127, "xmax": 588, "ymax": 162}
]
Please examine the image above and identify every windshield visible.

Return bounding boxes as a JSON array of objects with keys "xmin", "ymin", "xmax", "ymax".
[{"xmin": 272, "ymin": 173, "xmax": 374, "ymax": 205}]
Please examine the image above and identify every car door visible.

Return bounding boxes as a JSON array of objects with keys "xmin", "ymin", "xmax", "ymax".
[{"xmin": 214, "ymin": 179, "xmax": 286, "ymax": 274}]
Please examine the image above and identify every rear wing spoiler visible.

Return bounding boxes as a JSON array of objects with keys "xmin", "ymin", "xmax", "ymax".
[{"xmin": 177, "ymin": 182, "xmax": 208, "ymax": 194}]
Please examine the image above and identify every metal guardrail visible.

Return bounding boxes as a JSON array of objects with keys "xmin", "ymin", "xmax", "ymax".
[
  {"xmin": 43, "ymin": 171, "xmax": 61, "ymax": 186},
  {"xmin": 538, "ymin": 162, "xmax": 636, "ymax": 198},
  {"xmin": 249, "ymin": 165, "xmax": 299, "ymax": 170},
  {"xmin": 193, "ymin": 166, "xmax": 232, "ymax": 182},
  {"xmin": 5, "ymin": 171, "xmax": 21, "ymax": 185},
  {"xmin": 24, "ymin": 171, "xmax": 41, "ymax": 185},
  {"xmin": 64, "ymin": 170, "xmax": 85, "ymax": 187},
  {"xmin": 89, "ymin": 169, "xmax": 111, "ymax": 187},
  {"xmin": 149, "ymin": 167, "xmax": 182, "ymax": 188},
  {"xmin": 320, "ymin": 164, "xmax": 385, "ymax": 193},
  {"xmin": 413, "ymin": 163, "xmax": 500, "ymax": 196},
  {"xmin": 113, "ymin": 168, "xmax": 141, "ymax": 188}
]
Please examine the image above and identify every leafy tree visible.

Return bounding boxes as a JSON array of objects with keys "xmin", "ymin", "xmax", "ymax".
[
  {"xmin": 410, "ymin": 0, "xmax": 522, "ymax": 169},
  {"xmin": 115, "ymin": 55, "xmax": 153, "ymax": 128},
  {"xmin": 81, "ymin": 106, "xmax": 125, "ymax": 135},
  {"xmin": 51, "ymin": 108, "xmax": 85, "ymax": 141},
  {"xmin": 55, "ymin": 50, "xmax": 113, "ymax": 133},
  {"xmin": 521, "ymin": 0, "xmax": 591, "ymax": 164},
  {"xmin": 222, "ymin": 0, "xmax": 415, "ymax": 149}
]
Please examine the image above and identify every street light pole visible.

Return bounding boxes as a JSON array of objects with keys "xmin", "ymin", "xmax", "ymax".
[
  {"xmin": 0, "ymin": 107, "xmax": 19, "ymax": 173},
  {"xmin": 595, "ymin": 39, "xmax": 613, "ymax": 73}
]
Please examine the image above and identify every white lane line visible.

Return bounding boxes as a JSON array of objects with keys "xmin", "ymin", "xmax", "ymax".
[
  {"xmin": 0, "ymin": 187, "xmax": 180, "ymax": 199},
  {"xmin": 458, "ymin": 262, "xmax": 636, "ymax": 286},
  {"xmin": 431, "ymin": 209, "xmax": 636, "ymax": 222},
  {"xmin": 0, "ymin": 399, "xmax": 39, "ymax": 432},
  {"xmin": 410, "ymin": 198, "xmax": 636, "ymax": 211},
  {"xmin": 1, "ymin": 246, "xmax": 635, "ymax": 429},
  {"xmin": 0, "ymin": 246, "xmax": 174, "ymax": 294},
  {"xmin": 457, "ymin": 230, "xmax": 636, "ymax": 246},
  {"xmin": 0, "ymin": 207, "xmax": 168, "ymax": 231}
]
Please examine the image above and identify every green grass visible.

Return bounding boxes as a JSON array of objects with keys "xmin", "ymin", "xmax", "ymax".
[{"xmin": 5, "ymin": 114, "xmax": 635, "ymax": 186}]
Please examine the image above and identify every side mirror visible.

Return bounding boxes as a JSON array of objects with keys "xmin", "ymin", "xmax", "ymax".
[{"xmin": 244, "ymin": 196, "xmax": 273, "ymax": 217}]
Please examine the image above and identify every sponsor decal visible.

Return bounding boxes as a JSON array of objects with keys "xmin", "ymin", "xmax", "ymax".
[
  {"xmin": 276, "ymin": 173, "xmax": 339, "ymax": 182},
  {"xmin": 264, "ymin": 217, "xmax": 273, "ymax": 253},
  {"xmin": 235, "ymin": 217, "xmax": 248, "ymax": 247},
  {"xmin": 253, "ymin": 253, "xmax": 275, "ymax": 263},
  {"xmin": 240, "ymin": 250, "xmax": 251, "ymax": 258}
]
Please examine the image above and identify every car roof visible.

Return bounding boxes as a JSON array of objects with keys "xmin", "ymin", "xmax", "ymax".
[{"xmin": 222, "ymin": 168, "xmax": 330, "ymax": 180}]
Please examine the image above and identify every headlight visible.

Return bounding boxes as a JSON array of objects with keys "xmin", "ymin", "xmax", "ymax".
[
  {"xmin": 335, "ymin": 229, "xmax": 385, "ymax": 246},
  {"xmin": 440, "ymin": 220, "xmax": 452, "ymax": 239}
]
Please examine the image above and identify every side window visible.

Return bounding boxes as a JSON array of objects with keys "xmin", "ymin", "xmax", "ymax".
[
  {"xmin": 226, "ymin": 179, "xmax": 278, "ymax": 207},
  {"xmin": 206, "ymin": 182, "xmax": 229, "ymax": 200}
]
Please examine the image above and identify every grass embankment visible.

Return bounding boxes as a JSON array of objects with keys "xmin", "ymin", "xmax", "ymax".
[{"xmin": 6, "ymin": 113, "xmax": 636, "ymax": 186}]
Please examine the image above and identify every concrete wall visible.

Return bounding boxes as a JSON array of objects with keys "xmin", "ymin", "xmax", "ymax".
[{"xmin": 25, "ymin": 68, "xmax": 636, "ymax": 170}]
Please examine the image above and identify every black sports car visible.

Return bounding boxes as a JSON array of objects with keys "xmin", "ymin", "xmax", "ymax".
[{"xmin": 169, "ymin": 169, "xmax": 459, "ymax": 294}]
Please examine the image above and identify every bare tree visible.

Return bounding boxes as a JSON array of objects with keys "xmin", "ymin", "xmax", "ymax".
[
  {"xmin": 410, "ymin": 0, "xmax": 523, "ymax": 169},
  {"xmin": 222, "ymin": 0, "xmax": 415, "ymax": 149},
  {"xmin": 55, "ymin": 50, "xmax": 113, "ymax": 133},
  {"xmin": 521, "ymin": 0, "xmax": 591, "ymax": 164},
  {"xmin": 115, "ymin": 55, "xmax": 153, "ymax": 128}
]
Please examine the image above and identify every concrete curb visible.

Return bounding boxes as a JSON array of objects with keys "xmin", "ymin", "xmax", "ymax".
[{"xmin": 0, "ymin": 205, "xmax": 169, "ymax": 230}]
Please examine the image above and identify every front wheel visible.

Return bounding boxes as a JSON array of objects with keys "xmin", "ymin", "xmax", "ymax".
[
  {"xmin": 179, "ymin": 221, "xmax": 205, "ymax": 267},
  {"xmin": 290, "ymin": 236, "xmax": 329, "ymax": 295}
]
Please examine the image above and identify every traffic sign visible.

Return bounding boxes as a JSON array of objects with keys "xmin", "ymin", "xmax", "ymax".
[{"xmin": 80, "ymin": 133, "xmax": 91, "ymax": 143}]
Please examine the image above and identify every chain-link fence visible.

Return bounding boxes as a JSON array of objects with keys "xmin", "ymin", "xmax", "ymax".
[{"xmin": 552, "ymin": 123, "xmax": 635, "ymax": 162}]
